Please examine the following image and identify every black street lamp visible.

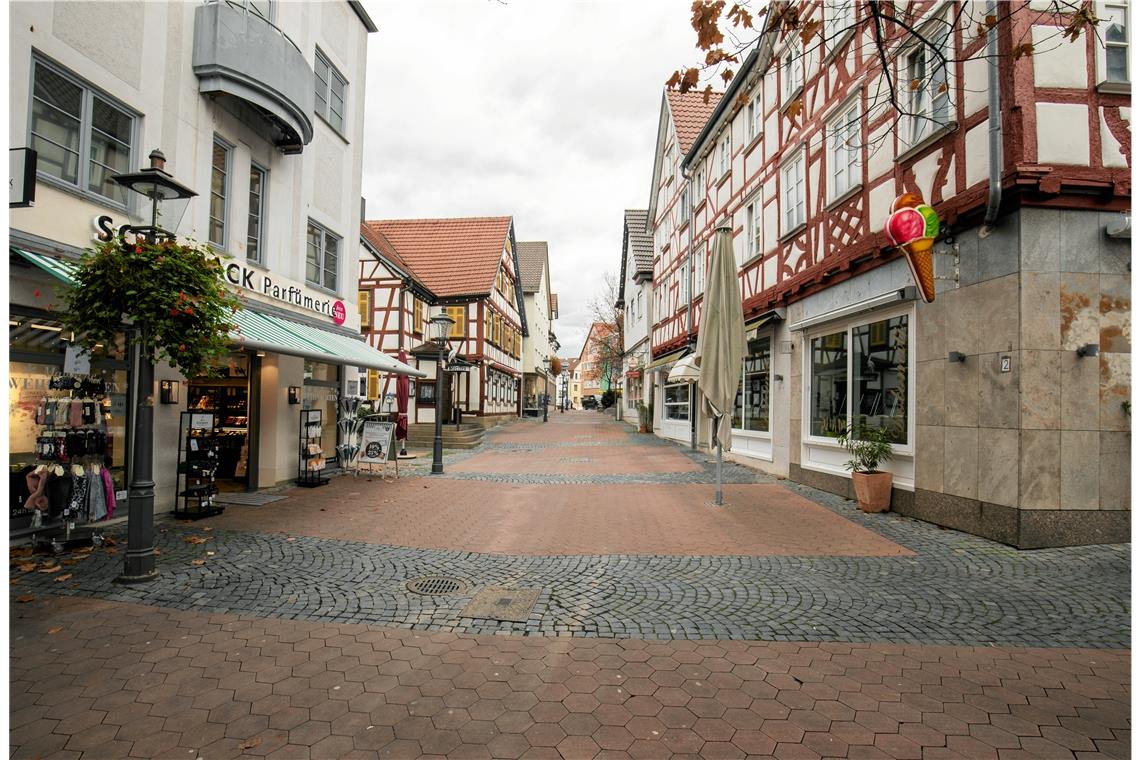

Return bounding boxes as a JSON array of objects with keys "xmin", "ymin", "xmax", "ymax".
[
  {"xmin": 428, "ymin": 310, "xmax": 454, "ymax": 475},
  {"xmin": 110, "ymin": 149, "xmax": 197, "ymax": 584},
  {"xmin": 542, "ymin": 357, "xmax": 550, "ymax": 423}
]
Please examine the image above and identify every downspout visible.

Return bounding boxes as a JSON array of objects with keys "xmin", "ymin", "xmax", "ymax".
[
  {"xmin": 684, "ymin": 168, "xmax": 697, "ymax": 451},
  {"xmin": 979, "ymin": 0, "xmax": 1003, "ymax": 237}
]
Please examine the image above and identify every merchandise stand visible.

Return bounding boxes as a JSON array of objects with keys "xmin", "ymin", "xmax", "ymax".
[
  {"xmin": 298, "ymin": 409, "xmax": 329, "ymax": 487},
  {"xmin": 174, "ymin": 411, "xmax": 224, "ymax": 519}
]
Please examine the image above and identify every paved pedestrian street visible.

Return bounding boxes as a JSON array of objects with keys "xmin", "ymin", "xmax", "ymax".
[{"xmin": 10, "ymin": 413, "xmax": 1131, "ymax": 759}]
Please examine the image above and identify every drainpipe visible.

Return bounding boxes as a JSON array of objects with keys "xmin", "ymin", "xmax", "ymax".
[
  {"xmin": 979, "ymin": 0, "xmax": 1003, "ymax": 238},
  {"xmin": 684, "ymin": 168, "xmax": 697, "ymax": 451}
]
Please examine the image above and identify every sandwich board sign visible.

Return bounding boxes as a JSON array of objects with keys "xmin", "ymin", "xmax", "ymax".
[{"xmin": 359, "ymin": 420, "xmax": 396, "ymax": 464}]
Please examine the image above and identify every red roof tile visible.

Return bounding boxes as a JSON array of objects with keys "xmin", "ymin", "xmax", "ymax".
[
  {"xmin": 666, "ymin": 90, "xmax": 723, "ymax": 153},
  {"xmin": 360, "ymin": 223, "xmax": 412, "ymax": 274},
  {"xmin": 363, "ymin": 217, "xmax": 513, "ymax": 298}
]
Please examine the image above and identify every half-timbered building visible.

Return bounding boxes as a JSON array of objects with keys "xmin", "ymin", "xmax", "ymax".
[
  {"xmin": 359, "ymin": 216, "xmax": 527, "ymax": 425},
  {"xmin": 617, "ymin": 210, "xmax": 655, "ymax": 425},
  {"xmin": 647, "ymin": 0, "xmax": 1130, "ymax": 548},
  {"xmin": 517, "ymin": 241, "xmax": 560, "ymax": 416}
]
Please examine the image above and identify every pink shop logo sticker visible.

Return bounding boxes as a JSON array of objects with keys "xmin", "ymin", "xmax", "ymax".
[{"xmin": 332, "ymin": 301, "xmax": 347, "ymax": 325}]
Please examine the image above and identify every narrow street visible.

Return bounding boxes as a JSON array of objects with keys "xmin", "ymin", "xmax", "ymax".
[{"xmin": 10, "ymin": 413, "xmax": 1131, "ymax": 759}]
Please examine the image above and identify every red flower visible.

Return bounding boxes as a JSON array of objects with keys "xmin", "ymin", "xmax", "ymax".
[
  {"xmin": 185, "ymin": 307, "xmax": 195, "ymax": 315},
  {"xmin": 32, "ymin": 289, "xmax": 41, "ymax": 298},
  {"xmin": 170, "ymin": 308, "xmax": 180, "ymax": 317},
  {"xmin": 134, "ymin": 245, "xmax": 142, "ymax": 254},
  {"xmin": 179, "ymin": 344, "xmax": 186, "ymax": 351}
]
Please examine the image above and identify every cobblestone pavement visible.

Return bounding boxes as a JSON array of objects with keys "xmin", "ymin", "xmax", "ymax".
[
  {"xmin": 10, "ymin": 596, "xmax": 1131, "ymax": 760},
  {"xmin": 9, "ymin": 412, "xmax": 1131, "ymax": 758}
]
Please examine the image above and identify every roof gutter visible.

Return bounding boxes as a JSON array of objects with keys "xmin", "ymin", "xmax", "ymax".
[{"xmin": 980, "ymin": 0, "xmax": 1004, "ymax": 237}]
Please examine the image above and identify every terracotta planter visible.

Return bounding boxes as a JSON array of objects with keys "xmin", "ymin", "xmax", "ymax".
[
  {"xmin": 851, "ymin": 471, "xmax": 892, "ymax": 513},
  {"xmin": 639, "ymin": 424, "xmax": 650, "ymax": 433}
]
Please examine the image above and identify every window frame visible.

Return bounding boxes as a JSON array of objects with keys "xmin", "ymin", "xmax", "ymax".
[
  {"xmin": 901, "ymin": 21, "xmax": 952, "ymax": 147},
  {"xmin": 781, "ymin": 37, "xmax": 804, "ymax": 104},
  {"xmin": 663, "ymin": 381, "xmax": 691, "ymax": 421},
  {"xmin": 718, "ymin": 132, "xmax": 731, "ymax": 178},
  {"xmin": 209, "ymin": 136, "xmax": 232, "ymax": 249},
  {"xmin": 801, "ymin": 303, "xmax": 915, "ymax": 454},
  {"xmin": 313, "ymin": 48, "xmax": 348, "ymax": 135},
  {"xmin": 1097, "ymin": 1, "xmax": 1130, "ymax": 87},
  {"xmin": 305, "ymin": 219, "xmax": 340, "ymax": 293},
  {"xmin": 357, "ymin": 289, "xmax": 370, "ymax": 331},
  {"xmin": 780, "ymin": 149, "xmax": 806, "ymax": 236},
  {"xmin": 446, "ymin": 306, "xmax": 466, "ymax": 339},
  {"xmin": 746, "ymin": 93, "xmax": 763, "ymax": 143},
  {"xmin": 744, "ymin": 196, "xmax": 762, "ymax": 264},
  {"xmin": 732, "ymin": 334, "xmax": 773, "ymax": 436},
  {"xmin": 827, "ymin": 96, "xmax": 862, "ymax": 202},
  {"xmin": 28, "ymin": 56, "xmax": 139, "ymax": 209},
  {"xmin": 246, "ymin": 162, "xmax": 267, "ymax": 263},
  {"xmin": 692, "ymin": 166, "xmax": 705, "ymax": 208},
  {"xmin": 824, "ymin": 0, "xmax": 856, "ymax": 51}
]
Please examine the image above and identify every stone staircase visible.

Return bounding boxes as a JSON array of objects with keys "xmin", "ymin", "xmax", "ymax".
[{"xmin": 403, "ymin": 422, "xmax": 486, "ymax": 450}]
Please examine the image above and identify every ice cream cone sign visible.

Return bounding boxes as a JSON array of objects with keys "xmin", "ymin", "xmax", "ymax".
[{"xmin": 885, "ymin": 193, "xmax": 940, "ymax": 303}]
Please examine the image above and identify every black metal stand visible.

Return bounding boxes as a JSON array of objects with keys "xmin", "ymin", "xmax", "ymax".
[
  {"xmin": 174, "ymin": 411, "xmax": 224, "ymax": 520},
  {"xmin": 298, "ymin": 409, "xmax": 329, "ymax": 487}
]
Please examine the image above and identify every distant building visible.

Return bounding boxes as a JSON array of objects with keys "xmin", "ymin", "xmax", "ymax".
[
  {"xmin": 617, "ymin": 210, "xmax": 655, "ymax": 427},
  {"xmin": 517, "ymin": 242, "xmax": 560, "ymax": 416}
]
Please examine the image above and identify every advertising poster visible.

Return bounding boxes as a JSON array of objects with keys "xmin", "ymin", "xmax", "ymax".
[{"xmin": 359, "ymin": 421, "xmax": 395, "ymax": 464}]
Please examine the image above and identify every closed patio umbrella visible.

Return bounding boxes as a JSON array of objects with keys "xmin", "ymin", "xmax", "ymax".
[
  {"xmin": 695, "ymin": 224, "xmax": 746, "ymax": 506},
  {"xmin": 396, "ymin": 349, "xmax": 410, "ymax": 455}
]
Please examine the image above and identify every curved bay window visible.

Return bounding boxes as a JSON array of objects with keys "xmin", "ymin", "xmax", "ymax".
[
  {"xmin": 809, "ymin": 313, "xmax": 909, "ymax": 444},
  {"xmin": 663, "ymin": 382, "xmax": 690, "ymax": 421},
  {"xmin": 732, "ymin": 336, "xmax": 771, "ymax": 432}
]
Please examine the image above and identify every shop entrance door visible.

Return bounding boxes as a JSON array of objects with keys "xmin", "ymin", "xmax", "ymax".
[
  {"xmin": 188, "ymin": 368, "xmax": 251, "ymax": 492},
  {"xmin": 439, "ymin": 370, "xmax": 453, "ymax": 425}
]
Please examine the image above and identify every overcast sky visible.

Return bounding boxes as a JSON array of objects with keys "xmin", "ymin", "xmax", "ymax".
[{"xmin": 359, "ymin": 0, "xmax": 697, "ymax": 359}]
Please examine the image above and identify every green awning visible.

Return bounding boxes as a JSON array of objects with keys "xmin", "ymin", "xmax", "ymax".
[
  {"xmin": 12, "ymin": 248, "xmax": 78, "ymax": 284},
  {"xmin": 644, "ymin": 348, "xmax": 688, "ymax": 371},
  {"xmin": 262, "ymin": 315, "xmax": 425, "ymax": 377},
  {"xmin": 744, "ymin": 308, "xmax": 786, "ymax": 342}
]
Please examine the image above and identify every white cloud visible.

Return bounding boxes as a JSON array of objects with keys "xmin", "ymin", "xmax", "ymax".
[{"xmin": 360, "ymin": 0, "xmax": 696, "ymax": 358}]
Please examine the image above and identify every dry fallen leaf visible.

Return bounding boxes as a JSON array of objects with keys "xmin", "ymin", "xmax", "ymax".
[
  {"xmin": 17, "ymin": 563, "xmax": 36, "ymax": 573},
  {"xmin": 104, "ymin": 548, "xmax": 118, "ymax": 555},
  {"xmin": 206, "ymin": 551, "xmax": 216, "ymax": 556},
  {"xmin": 102, "ymin": 536, "xmax": 117, "ymax": 547},
  {"xmin": 184, "ymin": 536, "xmax": 209, "ymax": 545},
  {"xmin": 16, "ymin": 595, "xmax": 34, "ymax": 603},
  {"xmin": 10, "ymin": 548, "xmax": 34, "ymax": 557},
  {"xmin": 239, "ymin": 737, "xmax": 262, "ymax": 750},
  {"xmin": 38, "ymin": 565, "xmax": 62, "ymax": 574},
  {"xmin": 202, "ymin": 527, "xmax": 213, "ymax": 532},
  {"xmin": 47, "ymin": 626, "xmax": 63, "ymax": 634},
  {"xmin": 54, "ymin": 574, "xmax": 73, "ymax": 583},
  {"xmin": 192, "ymin": 560, "xmax": 206, "ymax": 567},
  {"xmin": 153, "ymin": 548, "xmax": 162, "ymax": 556}
]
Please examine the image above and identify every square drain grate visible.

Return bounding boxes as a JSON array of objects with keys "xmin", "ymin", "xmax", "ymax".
[{"xmin": 460, "ymin": 586, "xmax": 541, "ymax": 622}]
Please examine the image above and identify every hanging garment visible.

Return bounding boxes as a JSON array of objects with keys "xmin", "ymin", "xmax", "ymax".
[
  {"xmin": 69, "ymin": 398, "xmax": 84, "ymax": 428},
  {"xmin": 87, "ymin": 469, "xmax": 107, "ymax": 522},
  {"xmin": 24, "ymin": 469, "xmax": 50, "ymax": 511},
  {"xmin": 35, "ymin": 398, "xmax": 47, "ymax": 426},
  {"xmin": 101, "ymin": 468, "xmax": 116, "ymax": 519},
  {"xmin": 82, "ymin": 400, "xmax": 97, "ymax": 425},
  {"xmin": 67, "ymin": 472, "xmax": 89, "ymax": 520},
  {"xmin": 46, "ymin": 475, "xmax": 72, "ymax": 518}
]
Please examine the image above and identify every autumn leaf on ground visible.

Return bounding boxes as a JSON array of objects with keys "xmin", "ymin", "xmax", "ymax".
[
  {"xmin": 202, "ymin": 527, "xmax": 213, "ymax": 532},
  {"xmin": 192, "ymin": 560, "xmax": 207, "ymax": 567},
  {"xmin": 239, "ymin": 737, "xmax": 262, "ymax": 750},
  {"xmin": 184, "ymin": 536, "xmax": 209, "ymax": 545},
  {"xmin": 54, "ymin": 574, "xmax": 73, "ymax": 583},
  {"xmin": 153, "ymin": 548, "xmax": 161, "ymax": 556},
  {"xmin": 10, "ymin": 579, "xmax": 18, "ymax": 585},
  {"xmin": 206, "ymin": 551, "xmax": 216, "ymax": 556},
  {"xmin": 75, "ymin": 546, "xmax": 94, "ymax": 554},
  {"xmin": 10, "ymin": 548, "xmax": 33, "ymax": 557},
  {"xmin": 17, "ymin": 563, "xmax": 36, "ymax": 573},
  {"xmin": 105, "ymin": 548, "xmax": 117, "ymax": 555},
  {"xmin": 102, "ymin": 536, "xmax": 117, "ymax": 546},
  {"xmin": 38, "ymin": 565, "xmax": 62, "ymax": 574},
  {"xmin": 16, "ymin": 595, "xmax": 34, "ymax": 603},
  {"xmin": 47, "ymin": 626, "xmax": 63, "ymax": 634}
]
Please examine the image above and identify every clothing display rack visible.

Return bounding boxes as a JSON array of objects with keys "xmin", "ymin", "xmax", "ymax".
[
  {"xmin": 17, "ymin": 372, "xmax": 115, "ymax": 553},
  {"xmin": 175, "ymin": 411, "xmax": 224, "ymax": 519},
  {"xmin": 297, "ymin": 409, "xmax": 328, "ymax": 487}
]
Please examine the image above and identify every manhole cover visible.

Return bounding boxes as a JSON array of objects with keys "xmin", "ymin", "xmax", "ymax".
[
  {"xmin": 406, "ymin": 576, "xmax": 468, "ymax": 595},
  {"xmin": 460, "ymin": 586, "xmax": 542, "ymax": 622}
]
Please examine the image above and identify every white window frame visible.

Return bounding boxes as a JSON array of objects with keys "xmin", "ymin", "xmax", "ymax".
[
  {"xmin": 209, "ymin": 136, "xmax": 232, "ymax": 249},
  {"xmin": 824, "ymin": 0, "xmax": 855, "ymax": 50},
  {"xmin": 745, "ymin": 196, "xmax": 762, "ymax": 264},
  {"xmin": 732, "ymin": 334, "xmax": 773, "ymax": 436},
  {"xmin": 718, "ymin": 133, "xmax": 731, "ymax": 177},
  {"xmin": 902, "ymin": 24, "xmax": 952, "ymax": 146},
  {"xmin": 693, "ymin": 245, "xmax": 705, "ymax": 297},
  {"xmin": 28, "ymin": 56, "xmax": 138, "ymax": 208},
  {"xmin": 314, "ymin": 48, "xmax": 348, "ymax": 134},
  {"xmin": 247, "ymin": 163, "xmax": 267, "ymax": 263},
  {"xmin": 664, "ymin": 381, "xmax": 691, "ymax": 421},
  {"xmin": 681, "ymin": 185, "xmax": 690, "ymax": 224},
  {"xmin": 306, "ymin": 219, "xmax": 340, "ymax": 292},
  {"xmin": 801, "ymin": 303, "xmax": 915, "ymax": 455},
  {"xmin": 747, "ymin": 93, "xmax": 763, "ymax": 143},
  {"xmin": 781, "ymin": 38, "xmax": 804, "ymax": 103},
  {"xmin": 781, "ymin": 149, "xmax": 806, "ymax": 235},
  {"xmin": 1097, "ymin": 2, "xmax": 1130, "ymax": 86},
  {"xmin": 693, "ymin": 166, "xmax": 705, "ymax": 207},
  {"xmin": 828, "ymin": 97, "xmax": 861, "ymax": 201}
]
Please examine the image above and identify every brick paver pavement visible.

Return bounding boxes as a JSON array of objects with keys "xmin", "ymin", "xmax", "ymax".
[{"xmin": 10, "ymin": 412, "xmax": 1131, "ymax": 758}]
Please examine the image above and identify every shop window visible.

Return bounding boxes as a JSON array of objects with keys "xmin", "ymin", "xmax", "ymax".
[
  {"xmin": 29, "ymin": 57, "xmax": 136, "ymax": 206},
  {"xmin": 314, "ymin": 48, "xmax": 347, "ymax": 134},
  {"xmin": 664, "ymin": 382, "xmax": 690, "ymax": 421},
  {"xmin": 808, "ymin": 313, "xmax": 909, "ymax": 444},
  {"xmin": 417, "ymin": 381, "xmax": 435, "ymax": 403},
  {"xmin": 732, "ymin": 336, "xmax": 771, "ymax": 432},
  {"xmin": 247, "ymin": 164, "xmax": 266, "ymax": 263},
  {"xmin": 302, "ymin": 360, "xmax": 339, "ymax": 462},
  {"xmin": 306, "ymin": 220, "xmax": 339, "ymax": 292},
  {"xmin": 446, "ymin": 306, "xmax": 466, "ymax": 338}
]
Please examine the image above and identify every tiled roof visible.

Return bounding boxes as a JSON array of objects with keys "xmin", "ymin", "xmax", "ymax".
[
  {"xmin": 363, "ymin": 217, "xmax": 512, "ymax": 298},
  {"xmin": 516, "ymin": 241, "xmax": 548, "ymax": 293},
  {"xmin": 666, "ymin": 90, "xmax": 723, "ymax": 153},
  {"xmin": 623, "ymin": 209, "xmax": 653, "ymax": 274},
  {"xmin": 360, "ymin": 223, "xmax": 413, "ymax": 274}
]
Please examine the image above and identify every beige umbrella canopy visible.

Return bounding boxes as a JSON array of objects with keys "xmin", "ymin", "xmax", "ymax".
[{"xmin": 695, "ymin": 225, "xmax": 746, "ymax": 504}]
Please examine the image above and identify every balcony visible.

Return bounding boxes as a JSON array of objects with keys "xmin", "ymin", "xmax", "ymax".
[{"xmin": 192, "ymin": 0, "xmax": 314, "ymax": 153}]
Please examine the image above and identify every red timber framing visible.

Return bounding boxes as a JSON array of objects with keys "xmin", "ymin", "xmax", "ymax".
[{"xmin": 648, "ymin": 0, "xmax": 1130, "ymax": 356}]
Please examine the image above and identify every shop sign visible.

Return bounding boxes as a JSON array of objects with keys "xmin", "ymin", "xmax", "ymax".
[{"xmin": 359, "ymin": 420, "xmax": 395, "ymax": 464}]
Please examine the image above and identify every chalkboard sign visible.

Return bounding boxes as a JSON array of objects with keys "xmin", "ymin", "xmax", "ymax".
[{"xmin": 359, "ymin": 420, "xmax": 395, "ymax": 464}]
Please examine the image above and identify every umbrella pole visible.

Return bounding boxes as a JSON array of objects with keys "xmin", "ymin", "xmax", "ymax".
[{"xmin": 716, "ymin": 440, "xmax": 723, "ymax": 506}]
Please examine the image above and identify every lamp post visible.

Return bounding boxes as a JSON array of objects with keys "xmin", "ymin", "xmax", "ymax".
[
  {"xmin": 110, "ymin": 149, "xmax": 197, "ymax": 584},
  {"xmin": 542, "ymin": 357, "xmax": 550, "ymax": 423},
  {"xmin": 429, "ymin": 310, "xmax": 454, "ymax": 475}
]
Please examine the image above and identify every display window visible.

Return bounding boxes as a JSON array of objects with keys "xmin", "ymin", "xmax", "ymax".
[
  {"xmin": 664, "ymin": 382, "xmax": 690, "ymax": 420},
  {"xmin": 303, "ymin": 360, "xmax": 340, "ymax": 463},
  {"xmin": 807, "ymin": 310, "xmax": 910, "ymax": 445},
  {"xmin": 732, "ymin": 336, "xmax": 771, "ymax": 433}
]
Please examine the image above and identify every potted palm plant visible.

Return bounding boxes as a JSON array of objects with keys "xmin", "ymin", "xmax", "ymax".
[
  {"xmin": 836, "ymin": 423, "xmax": 895, "ymax": 513},
  {"xmin": 635, "ymin": 401, "xmax": 651, "ymax": 433}
]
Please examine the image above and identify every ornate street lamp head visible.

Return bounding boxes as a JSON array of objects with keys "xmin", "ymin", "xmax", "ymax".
[{"xmin": 429, "ymin": 310, "xmax": 454, "ymax": 347}]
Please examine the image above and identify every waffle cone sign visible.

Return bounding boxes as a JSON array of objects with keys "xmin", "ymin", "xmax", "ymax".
[{"xmin": 884, "ymin": 193, "xmax": 940, "ymax": 303}]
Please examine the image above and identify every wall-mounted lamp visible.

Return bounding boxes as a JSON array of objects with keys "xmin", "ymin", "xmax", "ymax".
[
  {"xmin": 774, "ymin": 374, "xmax": 784, "ymax": 382},
  {"xmin": 159, "ymin": 380, "xmax": 179, "ymax": 404},
  {"xmin": 947, "ymin": 351, "xmax": 967, "ymax": 363},
  {"xmin": 1077, "ymin": 344, "xmax": 1099, "ymax": 358},
  {"xmin": 256, "ymin": 350, "xmax": 266, "ymax": 358},
  {"xmin": 288, "ymin": 386, "xmax": 302, "ymax": 404}
]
